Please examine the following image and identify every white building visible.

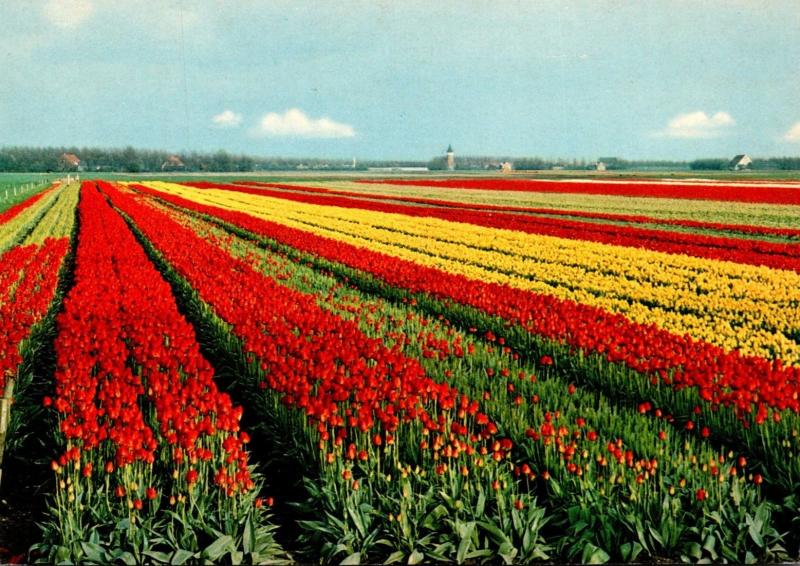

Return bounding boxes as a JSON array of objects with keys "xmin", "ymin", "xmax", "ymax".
[{"xmin": 729, "ymin": 154, "xmax": 752, "ymax": 170}]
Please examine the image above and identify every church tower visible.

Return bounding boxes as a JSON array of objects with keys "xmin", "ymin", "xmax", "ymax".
[{"xmin": 446, "ymin": 144, "xmax": 455, "ymax": 171}]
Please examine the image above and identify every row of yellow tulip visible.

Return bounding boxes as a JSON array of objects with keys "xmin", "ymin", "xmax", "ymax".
[
  {"xmin": 143, "ymin": 182, "xmax": 800, "ymax": 365},
  {"xmin": 25, "ymin": 183, "xmax": 80, "ymax": 245},
  {"xmin": 0, "ymin": 185, "xmax": 62, "ymax": 254},
  {"xmin": 277, "ymin": 180, "xmax": 800, "ymax": 231}
]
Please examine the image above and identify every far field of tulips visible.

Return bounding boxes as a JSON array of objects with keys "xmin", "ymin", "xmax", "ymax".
[{"xmin": 1, "ymin": 174, "xmax": 799, "ymax": 563}]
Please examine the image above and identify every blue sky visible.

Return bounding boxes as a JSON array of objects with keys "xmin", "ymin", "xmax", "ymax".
[{"xmin": 1, "ymin": 0, "xmax": 799, "ymax": 160}]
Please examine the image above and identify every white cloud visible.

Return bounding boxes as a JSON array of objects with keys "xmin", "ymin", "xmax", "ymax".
[
  {"xmin": 42, "ymin": 0, "xmax": 94, "ymax": 29},
  {"xmin": 783, "ymin": 122, "xmax": 800, "ymax": 143},
  {"xmin": 211, "ymin": 110, "xmax": 243, "ymax": 128},
  {"xmin": 252, "ymin": 108, "xmax": 355, "ymax": 138},
  {"xmin": 655, "ymin": 111, "xmax": 736, "ymax": 139}
]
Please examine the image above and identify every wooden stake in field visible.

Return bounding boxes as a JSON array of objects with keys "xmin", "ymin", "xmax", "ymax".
[{"xmin": 0, "ymin": 375, "xmax": 14, "ymax": 488}]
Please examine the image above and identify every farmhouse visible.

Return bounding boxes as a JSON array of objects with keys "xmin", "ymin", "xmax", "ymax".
[
  {"xmin": 729, "ymin": 154, "xmax": 752, "ymax": 170},
  {"xmin": 58, "ymin": 152, "xmax": 81, "ymax": 171},
  {"xmin": 161, "ymin": 155, "xmax": 186, "ymax": 171}
]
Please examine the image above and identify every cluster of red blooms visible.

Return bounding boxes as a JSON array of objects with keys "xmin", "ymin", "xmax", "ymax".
[
  {"xmin": 0, "ymin": 239, "xmax": 69, "ymax": 390},
  {"xmin": 132, "ymin": 184, "xmax": 800, "ymax": 423},
  {"xmin": 517, "ymin": 410, "xmax": 657, "ymax": 487},
  {"xmin": 0, "ymin": 246, "xmax": 38, "ymax": 304},
  {"xmin": 105, "ymin": 183, "xmax": 503, "ymax": 464},
  {"xmin": 283, "ymin": 275, "xmax": 750, "ymax": 495},
  {"xmin": 184, "ymin": 181, "xmax": 800, "ymax": 274},
  {"xmin": 50, "ymin": 182, "xmax": 252, "ymax": 495},
  {"xmin": 359, "ymin": 178, "xmax": 800, "ymax": 206},
  {"xmin": 0, "ymin": 184, "xmax": 57, "ymax": 224},
  {"xmin": 240, "ymin": 180, "xmax": 800, "ymax": 240}
]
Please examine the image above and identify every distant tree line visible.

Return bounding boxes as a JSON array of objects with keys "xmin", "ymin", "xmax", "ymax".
[
  {"xmin": 689, "ymin": 157, "xmax": 800, "ymax": 170},
  {"xmin": 0, "ymin": 146, "xmax": 364, "ymax": 173},
  {"xmin": 2, "ymin": 146, "xmax": 800, "ymax": 173}
]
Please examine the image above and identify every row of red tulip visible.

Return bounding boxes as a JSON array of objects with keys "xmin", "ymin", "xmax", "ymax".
[
  {"xmin": 132, "ymin": 183, "xmax": 800, "ymax": 422},
  {"xmin": 104, "ymin": 181, "xmax": 508, "ymax": 464},
  {"xmin": 0, "ymin": 238, "xmax": 69, "ymax": 391},
  {"xmin": 240, "ymin": 180, "xmax": 800, "ymax": 239},
  {"xmin": 359, "ymin": 178, "xmax": 800, "ymax": 205},
  {"xmin": 46, "ymin": 182, "xmax": 255, "ymax": 554},
  {"xmin": 0, "ymin": 245, "xmax": 38, "ymax": 305},
  {"xmin": 184, "ymin": 181, "xmax": 800, "ymax": 273}
]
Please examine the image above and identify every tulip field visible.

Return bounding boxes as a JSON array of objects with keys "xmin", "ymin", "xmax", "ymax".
[{"xmin": 2, "ymin": 176, "xmax": 800, "ymax": 563}]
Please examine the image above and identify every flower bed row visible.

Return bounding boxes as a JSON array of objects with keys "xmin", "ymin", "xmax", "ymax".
[
  {"xmin": 0, "ymin": 239, "xmax": 69, "ymax": 393},
  {"xmin": 184, "ymin": 181, "xmax": 800, "ymax": 273},
  {"xmin": 0, "ymin": 183, "xmax": 81, "ymax": 536},
  {"xmin": 139, "ymin": 181, "xmax": 800, "ymax": 366},
  {"xmin": 0, "ymin": 183, "xmax": 57, "ymax": 225},
  {"xmin": 258, "ymin": 179, "xmax": 800, "ymax": 234},
  {"xmin": 359, "ymin": 177, "xmax": 800, "ymax": 205},
  {"xmin": 239, "ymin": 180, "xmax": 800, "ymax": 239},
  {"xmin": 38, "ymin": 182, "xmax": 281, "ymax": 564},
  {"xmin": 0, "ymin": 184, "xmax": 62, "ymax": 255},
  {"xmin": 0, "ymin": 245, "xmax": 38, "ymax": 306},
  {"xmin": 24, "ymin": 181, "xmax": 80, "ymax": 244},
  {"xmin": 0, "ymin": 183, "xmax": 78, "ymax": 395},
  {"xmin": 101, "ymin": 180, "xmax": 560, "ymax": 563}
]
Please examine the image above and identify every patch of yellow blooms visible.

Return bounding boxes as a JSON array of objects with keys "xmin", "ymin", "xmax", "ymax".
[
  {"xmin": 144, "ymin": 181, "xmax": 800, "ymax": 365},
  {"xmin": 0, "ymin": 185, "xmax": 62, "ymax": 254},
  {"xmin": 24, "ymin": 183, "xmax": 80, "ymax": 245},
  {"xmin": 277, "ymin": 180, "xmax": 800, "ymax": 231}
]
